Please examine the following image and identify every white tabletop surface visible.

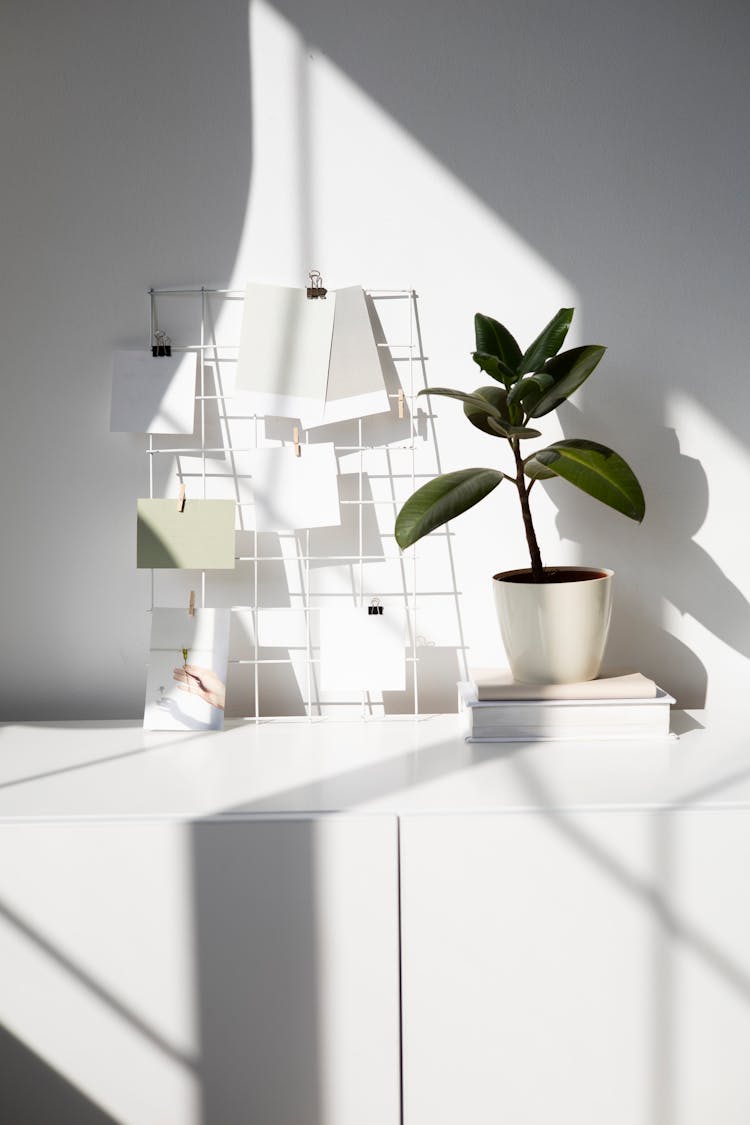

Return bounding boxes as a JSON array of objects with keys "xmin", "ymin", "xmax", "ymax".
[{"xmin": 0, "ymin": 712, "xmax": 749, "ymax": 821}]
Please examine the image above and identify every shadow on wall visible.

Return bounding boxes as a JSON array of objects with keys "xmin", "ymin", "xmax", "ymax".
[
  {"xmin": 550, "ymin": 402, "xmax": 750, "ymax": 707},
  {"xmin": 265, "ymin": 0, "xmax": 750, "ymax": 703},
  {"xmin": 0, "ymin": 0, "xmax": 253, "ymax": 720},
  {"xmin": 4, "ymin": 0, "xmax": 750, "ymax": 717},
  {"xmin": 0, "ymin": 1023, "xmax": 118, "ymax": 1125}
]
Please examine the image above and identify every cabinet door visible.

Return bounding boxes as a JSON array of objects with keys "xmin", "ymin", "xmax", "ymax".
[
  {"xmin": 401, "ymin": 809, "xmax": 750, "ymax": 1125},
  {"xmin": 0, "ymin": 815, "xmax": 400, "ymax": 1125}
]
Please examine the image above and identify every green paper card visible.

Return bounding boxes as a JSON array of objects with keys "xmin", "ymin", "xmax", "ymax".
[{"xmin": 137, "ymin": 499, "xmax": 236, "ymax": 569}]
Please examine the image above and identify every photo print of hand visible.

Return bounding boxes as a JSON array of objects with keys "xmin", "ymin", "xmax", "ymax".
[{"xmin": 172, "ymin": 665, "xmax": 226, "ymax": 711}]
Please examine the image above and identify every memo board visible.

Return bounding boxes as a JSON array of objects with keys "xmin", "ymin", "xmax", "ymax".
[{"xmin": 141, "ymin": 284, "xmax": 468, "ymax": 720}]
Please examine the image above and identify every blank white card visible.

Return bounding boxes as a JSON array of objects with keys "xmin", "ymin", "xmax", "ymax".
[
  {"xmin": 110, "ymin": 350, "xmax": 197, "ymax": 434},
  {"xmin": 249, "ymin": 443, "xmax": 341, "ymax": 531},
  {"xmin": 319, "ymin": 607, "xmax": 406, "ymax": 691},
  {"xmin": 317, "ymin": 286, "xmax": 390, "ymax": 426},
  {"xmin": 235, "ymin": 283, "xmax": 336, "ymax": 426}
]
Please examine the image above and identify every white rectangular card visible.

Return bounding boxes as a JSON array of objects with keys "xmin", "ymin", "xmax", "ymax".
[
  {"xmin": 110, "ymin": 350, "xmax": 197, "ymax": 434},
  {"xmin": 235, "ymin": 283, "xmax": 335, "ymax": 426},
  {"xmin": 144, "ymin": 608, "xmax": 230, "ymax": 731},
  {"xmin": 313, "ymin": 286, "xmax": 390, "ymax": 427},
  {"xmin": 257, "ymin": 608, "xmax": 308, "ymax": 648},
  {"xmin": 318, "ymin": 607, "xmax": 406, "ymax": 691},
  {"xmin": 249, "ymin": 443, "xmax": 341, "ymax": 531},
  {"xmin": 177, "ymin": 452, "xmax": 256, "ymax": 506}
]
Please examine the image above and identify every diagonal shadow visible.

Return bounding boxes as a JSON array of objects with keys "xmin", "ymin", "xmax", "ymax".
[
  {"xmin": 215, "ymin": 730, "xmax": 750, "ymax": 1013},
  {"xmin": 0, "ymin": 898, "xmax": 195, "ymax": 1073},
  {"xmin": 3, "ymin": 720, "xmax": 750, "ymax": 1123},
  {"xmin": 260, "ymin": 0, "xmax": 750, "ymax": 712},
  {"xmin": 0, "ymin": 1022, "xmax": 119, "ymax": 1125},
  {"xmin": 510, "ymin": 753, "xmax": 750, "ymax": 1004},
  {"xmin": 0, "ymin": 730, "xmax": 219, "ymax": 793}
]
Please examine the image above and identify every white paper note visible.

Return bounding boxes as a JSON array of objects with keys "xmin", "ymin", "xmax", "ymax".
[
  {"xmin": 313, "ymin": 286, "xmax": 390, "ymax": 427},
  {"xmin": 319, "ymin": 607, "xmax": 406, "ymax": 691},
  {"xmin": 257, "ymin": 608, "xmax": 309, "ymax": 647},
  {"xmin": 110, "ymin": 351, "xmax": 197, "ymax": 434},
  {"xmin": 235, "ymin": 283, "xmax": 336, "ymax": 426},
  {"xmin": 144, "ymin": 608, "xmax": 230, "ymax": 731},
  {"xmin": 249, "ymin": 443, "xmax": 341, "ymax": 531},
  {"xmin": 177, "ymin": 452, "xmax": 256, "ymax": 506}
]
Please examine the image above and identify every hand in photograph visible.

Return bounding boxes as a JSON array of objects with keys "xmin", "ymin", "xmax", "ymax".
[{"xmin": 172, "ymin": 665, "xmax": 226, "ymax": 710}]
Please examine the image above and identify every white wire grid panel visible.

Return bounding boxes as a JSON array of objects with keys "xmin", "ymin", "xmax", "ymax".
[{"xmin": 145, "ymin": 285, "xmax": 467, "ymax": 720}]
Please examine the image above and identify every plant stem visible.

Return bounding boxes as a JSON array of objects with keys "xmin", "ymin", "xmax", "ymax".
[{"xmin": 511, "ymin": 440, "xmax": 544, "ymax": 579}]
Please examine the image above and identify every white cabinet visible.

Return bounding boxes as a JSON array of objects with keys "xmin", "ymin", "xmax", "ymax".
[
  {"xmin": 400, "ymin": 809, "xmax": 750, "ymax": 1125},
  {"xmin": 0, "ymin": 815, "xmax": 400, "ymax": 1125},
  {"xmin": 3, "ymin": 716, "xmax": 750, "ymax": 1124}
]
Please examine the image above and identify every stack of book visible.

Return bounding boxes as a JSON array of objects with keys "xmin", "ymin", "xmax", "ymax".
[{"xmin": 459, "ymin": 669, "xmax": 675, "ymax": 742}]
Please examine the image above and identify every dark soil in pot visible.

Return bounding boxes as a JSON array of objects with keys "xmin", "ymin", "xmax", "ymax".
[{"xmin": 493, "ymin": 567, "xmax": 610, "ymax": 585}]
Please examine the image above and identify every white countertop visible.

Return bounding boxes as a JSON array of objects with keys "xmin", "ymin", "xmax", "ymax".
[{"xmin": 0, "ymin": 712, "xmax": 749, "ymax": 821}]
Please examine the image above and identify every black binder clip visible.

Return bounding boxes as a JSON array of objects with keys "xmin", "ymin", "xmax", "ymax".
[
  {"xmin": 152, "ymin": 329, "xmax": 172, "ymax": 357},
  {"xmin": 368, "ymin": 598, "xmax": 383, "ymax": 616},
  {"xmin": 306, "ymin": 270, "xmax": 327, "ymax": 300}
]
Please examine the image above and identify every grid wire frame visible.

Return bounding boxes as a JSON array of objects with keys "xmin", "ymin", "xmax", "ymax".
[{"xmin": 144, "ymin": 284, "xmax": 449, "ymax": 721}]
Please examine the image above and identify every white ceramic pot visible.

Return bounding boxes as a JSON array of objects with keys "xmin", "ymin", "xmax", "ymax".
[{"xmin": 492, "ymin": 566, "xmax": 614, "ymax": 684}]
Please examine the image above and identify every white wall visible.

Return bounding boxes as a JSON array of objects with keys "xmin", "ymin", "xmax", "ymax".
[{"xmin": 1, "ymin": 0, "xmax": 749, "ymax": 717}]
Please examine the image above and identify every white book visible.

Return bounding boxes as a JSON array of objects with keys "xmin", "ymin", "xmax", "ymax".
[
  {"xmin": 458, "ymin": 682, "xmax": 675, "ymax": 742},
  {"xmin": 471, "ymin": 667, "xmax": 658, "ymax": 701}
]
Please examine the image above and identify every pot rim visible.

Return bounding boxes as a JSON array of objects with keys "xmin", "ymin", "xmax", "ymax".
[{"xmin": 493, "ymin": 565, "xmax": 614, "ymax": 583}]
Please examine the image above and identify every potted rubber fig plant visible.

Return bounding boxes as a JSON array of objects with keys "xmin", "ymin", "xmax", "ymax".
[{"xmin": 394, "ymin": 307, "xmax": 645, "ymax": 684}]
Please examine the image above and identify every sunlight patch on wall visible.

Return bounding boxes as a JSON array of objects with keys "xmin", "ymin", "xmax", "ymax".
[
  {"xmin": 233, "ymin": 1, "xmax": 576, "ymax": 329},
  {"xmin": 222, "ymin": 1, "xmax": 582, "ymax": 676}
]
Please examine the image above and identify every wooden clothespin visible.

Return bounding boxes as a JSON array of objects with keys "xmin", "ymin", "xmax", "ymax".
[
  {"xmin": 368, "ymin": 598, "xmax": 383, "ymax": 616},
  {"xmin": 293, "ymin": 426, "xmax": 302, "ymax": 457},
  {"xmin": 152, "ymin": 329, "xmax": 172, "ymax": 357},
  {"xmin": 177, "ymin": 483, "xmax": 186, "ymax": 511},
  {"xmin": 397, "ymin": 389, "xmax": 405, "ymax": 419},
  {"xmin": 188, "ymin": 590, "xmax": 196, "ymax": 617},
  {"xmin": 306, "ymin": 269, "xmax": 327, "ymax": 299}
]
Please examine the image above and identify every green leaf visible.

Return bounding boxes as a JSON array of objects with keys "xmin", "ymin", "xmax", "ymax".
[
  {"xmin": 488, "ymin": 418, "xmax": 542, "ymax": 439},
  {"xmin": 471, "ymin": 351, "xmax": 518, "ymax": 387},
  {"xmin": 421, "ymin": 386, "xmax": 540, "ymax": 439},
  {"xmin": 518, "ymin": 308, "xmax": 573, "ymax": 375},
  {"xmin": 507, "ymin": 372, "xmax": 554, "ymax": 410},
  {"xmin": 395, "ymin": 468, "xmax": 504, "ymax": 549},
  {"xmin": 462, "ymin": 386, "xmax": 540, "ymax": 438},
  {"xmin": 515, "ymin": 345, "xmax": 606, "ymax": 417},
  {"xmin": 529, "ymin": 345, "xmax": 606, "ymax": 417},
  {"xmin": 526, "ymin": 439, "xmax": 645, "ymax": 521},
  {"xmin": 418, "ymin": 385, "xmax": 522, "ymax": 437},
  {"xmin": 523, "ymin": 457, "xmax": 557, "ymax": 481},
  {"xmin": 474, "ymin": 314, "xmax": 522, "ymax": 375},
  {"xmin": 463, "ymin": 385, "xmax": 510, "ymax": 435},
  {"xmin": 419, "ymin": 385, "xmax": 504, "ymax": 419}
]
